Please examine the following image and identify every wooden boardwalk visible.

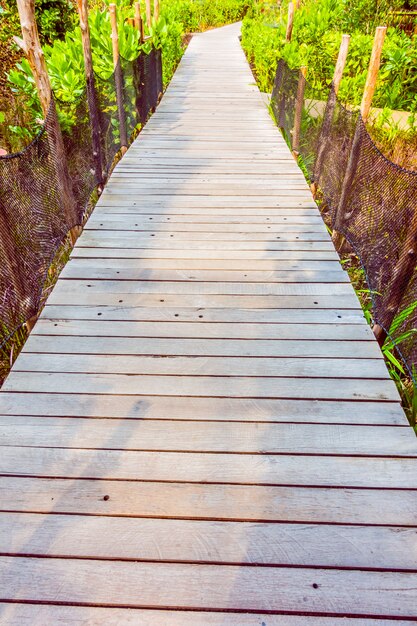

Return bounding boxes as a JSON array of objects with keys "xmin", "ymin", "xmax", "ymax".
[{"xmin": 1, "ymin": 23, "xmax": 417, "ymax": 624}]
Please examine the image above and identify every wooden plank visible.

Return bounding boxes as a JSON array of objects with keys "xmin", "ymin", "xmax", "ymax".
[
  {"xmin": 0, "ymin": 394, "xmax": 406, "ymax": 424},
  {"xmin": 85, "ymin": 219, "xmax": 327, "ymax": 232},
  {"xmin": 2, "ymin": 512, "xmax": 417, "ymax": 569},
  {"xmin": 20, "ymin": 336, "xmax": 385, "ymax": 359},
  {"xmin": 1, "ymin": 477, "xmax": 416, "ymax": 525},
  {"xmin": 79, "ymin": 231, "xmax": 332, "ymax": 241},
  {"xmin": 14, "ymin": 354, "xmax": 390, "ymax": 380},
  {"xmin": 94, "ymin": 207, "xmax": 320, "ymax": 215},
  {"xmin": 108, "ymin": 173, "xmax": 306, "ymax": 181},
  {"xmin": 104, "ymin": 179, "xmax": 310, "ymax": 188},
  {"xmin": 60, "ymin": 267, "xmax": 349, "ymax": 284},
  {"xmin": 102, "ymin": 188, "xmax": 313, "ymax": 197},
  {"xmin": 106, "ymin": 168, "xmax": 303, "ymax": 174},
  {"xmin": 91, "ymin": 213, "xmax": 324, "ymax": 224},
  {"xmin": 0, "ymin": 605, "xmax": 412, "ymax": 626},
  {"xmin": 31, "ymin": 319, "xmax": 374, "ymax": 340},
  {"xmin": 70, "ymin": 248, "xmax": 340, "ymax": 259},
  {"xmin": 121, "ymin": 148, "xmax": 302, "ymax": 158},
  {"xmin": 41, "ymin": 305, "xmax": 365, "ymax": 324},
  {"xmin": 2, "ymin": 446, "xmax": 416, "ymax": 487},
  {"xmin": 46, "ymin": 292, "xmax": 362, "ymax": 310},
  {"xmin": 1, "ymin": 417, "xmax": 412, "ymax": 455},
  {"xmin": 115, "ymin": 167, "xmax": 302, "ymax": 175},
  {"xmin": 95, "ymin": 195, "xmax": 317, "ymax": 207},
  {"xmin": 48, "ymin": 281, "xmax": 357, "ymax": 297},
  {"xmin": 76, "ymin": 237, "xmax": 335, "ymax": 250},
  {"xmin": 1, "ymin": 557, "xmax": 417, "ymax": 617}
]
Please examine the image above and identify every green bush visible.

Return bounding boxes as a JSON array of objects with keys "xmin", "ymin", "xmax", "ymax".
[
  {"xmin": 241, "ymin": 0, "xmax": 417, "ymax": 111},
  {"xmin": 0, "ymin": 0, "xmax": 76, "ymax": 45},
  {"xmin": 3, "ymin": 0, "xmax": 252, "ymax": 150}
]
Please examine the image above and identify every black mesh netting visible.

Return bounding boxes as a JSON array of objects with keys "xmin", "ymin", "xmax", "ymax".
[
  {"xmin": 271, "ymin": 59, "xmax": 417, "ymax": 380},
  {"xmin": 271, "ymin": 59, "xmax": 324, "ymax": 181},
  {"xmin": 0, "ymin": 47, "xmax": 163, "ymax": 347}
]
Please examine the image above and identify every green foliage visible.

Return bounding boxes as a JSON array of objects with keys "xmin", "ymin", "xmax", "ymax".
[
  {"xmin": 242, "ymin": 0, "xmax": 417, "ymax": 112},
  {"xmin": 0, "ymin": 0, "xmax": 76, "ymax": 45},
  {"xmin": 342, "ymin": 0, "xmax": 405, "ymax": 34},
  {"xmin": 2, "ymin": 0, "xmax": 251, "ymax": 149},
  {"xmin": 159, "ymin": 0, "xmax": 251, "ymax": 32},
  {"xmin": 382, "ymin": 302, "xmax": 417, "ymax": 425}
]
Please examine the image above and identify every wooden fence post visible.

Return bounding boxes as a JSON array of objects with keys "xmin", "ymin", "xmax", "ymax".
[
  {"xmin": 76, "ymin": 0, "xmax": 104, "ymax": 188},
  {"xmin": 109, "ymin": 3, "xmax": 128, "ymax": 154},
  {"xmin": 331, "ymin": 25, "xmax": 386, "ymax": 249},
  {"xmin": 134, "ymin": 1, "xmax": 144, "ymax": 43},
  {"xmin": 333, "ymin": 34, "xmax": 350, "ymax": 95},
  {"xmin": 312, "ymin": 34, "xmax": 350, "ymax": 188},
  {"xmin": 286, "ymin": 2, "xmax": 294, "ymax": 42},
  {"xmin": 153, "ymin": 0, "xmax": 160, "ymax": 22},
  {"xmin": 360, "ymin": 26, "xmax": 387, "ymax": 122},
  {"xmin": 145, "ymin": 0, "xmax": 152, "ymax": 29},
  {"xmin": 15, "ymin": 0, "xmax": 79, "ymax": 245},
  {"xmin": 291, "ymin": 66, "xmax": 307, "ymax": 157}
]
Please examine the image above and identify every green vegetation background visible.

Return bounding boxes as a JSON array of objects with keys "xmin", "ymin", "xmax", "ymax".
[{"xmin": 0, "ymin": 0, "xmax": 251, "ymax": 150}]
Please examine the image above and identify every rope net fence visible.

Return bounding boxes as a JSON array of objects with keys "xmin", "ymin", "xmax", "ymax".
[
  {"xmin": 271, "ymin": 59, "xmax": 417, "ymax": 381},
  {"xmin": 0, "ymin": 47, "xmax": 162, "ymax": 350}
]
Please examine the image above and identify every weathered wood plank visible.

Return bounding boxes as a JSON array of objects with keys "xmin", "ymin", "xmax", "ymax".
[
  {"xmin": 65, "ymin": 257, "xmax": 340, "ymax": 271},
  {"xmin": 93, "ymin": 206, "xmax": 321, "ymax": 215},
  {"xmin": 40, "ymin": 305, "xmax": 365, "ymax": 324},
  {"xmin": 14, "ymin": 354, "xmax": 390, "ymax": 379},
  {"xmin": 0, "ymin": 605, "xmax": 412, "ymax": 626},
  {"xmin": 60, "ymin": 267, "xmax": 349, "ymax": 283},
  {"xmin": 91, "ymin": 213, "xmax": 324, "ymax": 224},
  {"xmin": 106, "ymin": 175, "xmax": 309, "ymax": 184},
  {"xmin": 49, "ymin": 281, "xmax": 355, "ymax": 298},
  {"xmin": 83, "ymin": 229, "xmax": 330, "ymax": 241},
  {"xmin": 1, "ymin": 417, "xmax": 412, "ymax": 455},
  {"xmin": 1, "ymin": 557, "xmax": 417, "ymax": 617},
  {"xmin": 0, "ymin": 394, "xmax": 406, "ymax": 424},
  {"xmin": 46, "ymin": 292, "xmax": 363, "ymax": 309},
  {"xmin": 76, "ymin": 236, "xmax": 336, "ymax": 250},
  {"xmin": 70, "ymin": 248, "xmax": 340, "ymax": 259},
  {"xmin": 96, "ymin": 195, "xmax": 317, "ymax": 208},
  {"xmin": 2, "ymin": 446, "xmax": 416, "ymax": 487},
  {"xmin": 19, "ymin": 335, "xmax": 385, "ymax": 359},
  {"xmin": 2, "ymin": 513, "xmax": 417, "ymax": 569},
  {"xmin": 1, "ymin": 478, "xmax": 416, "ymax": 525},
  {"xmin": 32, "ymin": 319, "xmax": 374, "ymax": 340}
]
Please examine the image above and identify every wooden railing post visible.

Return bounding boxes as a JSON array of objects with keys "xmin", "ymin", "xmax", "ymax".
[
  {"xmin": 291, "ymin": 66, "xmax": 307, "ymax": 157},
  {"xmin": 153, "ymin": 0, "xmax": 160, "ymax": 22},
  {"xmin": 109, "ymin": 3, "xmax": 128, "ymax": 154},
  {"xmin": 145, "ymin": 0, "xmax": 152, "ymax": 29},
  {"xmin": 135, "ymin": 1, "xmax": 145, "ymax": 43},
  {"xmin": 360, "ymin": 26, "xmax": 387, "ymax": 122},
  {"xmin": 76, "ymin": 0, "xmax": 104, "ymax": 188},
  {"xmin": 331, "ymin": 26, "xmax": 386, "ymax": 249},
  {"xmin": 286, "ymin": 1, "xmax": 294, "ymax": 42},
  {"xmin": 15, "ymin": 0, "xmax": 79, "ymax": 245},
  {"xmin": 313, "ymin": 34, "xmax": 350, "ymax": 188},
  {"xmin": 333, "ymin": 34, "xmax": 350, "ymax": 96}
]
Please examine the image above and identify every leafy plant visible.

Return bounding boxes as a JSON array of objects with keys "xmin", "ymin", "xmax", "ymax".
[
  {"xmin": 242, "ymin": 0, "xmax": 417, "ymax": 112},
  {"xmin": 1, "ymin": 0, "xmax": 76, "ymax": 45}
]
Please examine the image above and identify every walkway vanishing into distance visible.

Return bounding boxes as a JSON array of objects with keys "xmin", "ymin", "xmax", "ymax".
[{"xmin": 0, "ymin": 23, "xmax": 416, "ymax": 624}]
